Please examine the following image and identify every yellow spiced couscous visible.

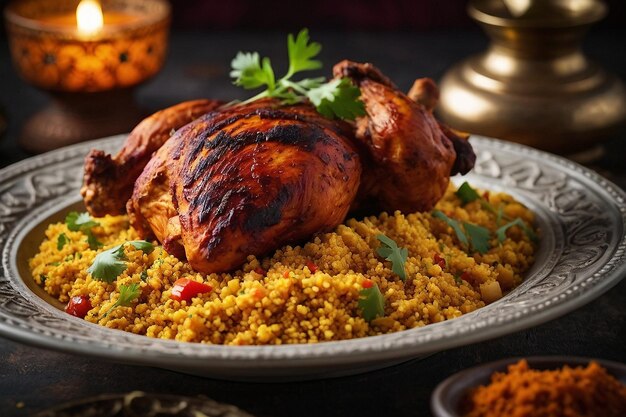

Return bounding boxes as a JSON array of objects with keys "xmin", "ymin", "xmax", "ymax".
[{"xmin": 29, "ymin": 184, "xmax": 537, "ymax": 345}]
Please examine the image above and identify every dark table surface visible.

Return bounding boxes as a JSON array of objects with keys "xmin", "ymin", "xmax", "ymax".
[{"xmin": 1, "ymin": 30, "xmax": 625, "ymax": 417}]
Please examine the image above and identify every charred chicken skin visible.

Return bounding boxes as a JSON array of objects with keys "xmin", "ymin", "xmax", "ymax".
[
  {"xmin": 81, "ymin": 99, "xmax": 223, "ymax": 217},
  {"xmin": 82, "ymin": 61, "xmax": 475, "ymax": 274},
  {"xmin": 334, "ymin": 60, "xmax": 474, "ymax": 213},
  {"xmin": 127, "ymin": 98, "xmax": 361, "ymax": 273}
]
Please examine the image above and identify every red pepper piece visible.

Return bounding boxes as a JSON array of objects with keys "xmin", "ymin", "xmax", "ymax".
[
  {"xmin": 306, "ymin": 261, "xmax": 318, "ymax": 273},
  {"xmin": 170, "ymin": 278, "xmax": 212, "ymax": 302},
  {"xmin": 460, "ymin": 271, "xmax": 472, "ymax": 282},
  {"xmin": 283, "ymin": 270, "xmax": 291, "ymax": 278},
  {"xmin": 362, "ymin": 279, "xmax": 374, "ymax": 289},
  {"xmin": 65, "ymin": 295, "xmax": 92, "ymax": 318},
  {"xmin": 434, "ymin": 253, "xmax": 446, "ymax": 269},
  {"xmin": 254, "ymin": 267, "xmax": 266, "ymax": 276}
]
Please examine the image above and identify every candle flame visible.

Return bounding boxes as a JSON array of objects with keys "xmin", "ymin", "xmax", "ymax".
[{"xmin": 76, "ymin": 0, "xmax": 103, "ymax": 35}]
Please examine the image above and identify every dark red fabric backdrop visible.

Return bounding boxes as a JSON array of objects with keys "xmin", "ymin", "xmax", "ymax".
[{"xmin": 167, "ymin": 0, "xmax": 625, "ymax": 31}]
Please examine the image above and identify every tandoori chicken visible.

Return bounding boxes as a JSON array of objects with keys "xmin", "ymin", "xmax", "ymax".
[{"xmin": 82, "ymin": 61, "xmax": 475, "ymax": 274}]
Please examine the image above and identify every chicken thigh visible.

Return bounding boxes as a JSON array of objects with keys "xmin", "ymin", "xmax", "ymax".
[{"xmin": 334, "ymin": 60, "xmax": 474, "ymax": 213}]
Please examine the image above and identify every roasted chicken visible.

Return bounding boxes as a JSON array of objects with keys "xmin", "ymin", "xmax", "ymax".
[
  {"xmin": 335, "ymin": 60, "xmax": 475, "ymax": 213},
  {"xmin": 81, "ymin": 99, "xmax": 223, "ymax": 217},
  {"xmin": 82, "ymin": 61, "xmax": 475, "ymax": 274},
  {"xmin": 127, "ymin": 98, "xmax": 361, "ymax": 273}
]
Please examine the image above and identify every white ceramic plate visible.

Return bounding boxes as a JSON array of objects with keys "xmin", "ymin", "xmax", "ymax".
[{"xmin": 0, "ymin": 135, "xmax": 625, "ymax": 381}]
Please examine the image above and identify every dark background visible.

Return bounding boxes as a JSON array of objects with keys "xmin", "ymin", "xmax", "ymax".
[{"xmin": 1, "ymin": 1, "xmax": 626, "ymax": 416}]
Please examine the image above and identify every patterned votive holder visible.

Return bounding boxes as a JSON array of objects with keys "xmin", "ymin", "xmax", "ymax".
[{"xmin": 5, "ymin": 0, "xmax": 171, "ymax": 152}]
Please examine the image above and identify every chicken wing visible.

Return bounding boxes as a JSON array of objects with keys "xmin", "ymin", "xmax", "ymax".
[{"xmin": 81, "ymin": 99, "xmax": 222, "ymax": 217}]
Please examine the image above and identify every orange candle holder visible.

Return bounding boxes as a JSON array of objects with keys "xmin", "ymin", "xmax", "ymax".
[{"xmin": 5, "ymin": 0, "xmax": 171, "ymax": 153}]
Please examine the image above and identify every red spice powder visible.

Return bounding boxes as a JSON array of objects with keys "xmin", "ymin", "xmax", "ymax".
[{"xmin": 461, "ymin": 359, "xmax": 626, "ymax": 417}]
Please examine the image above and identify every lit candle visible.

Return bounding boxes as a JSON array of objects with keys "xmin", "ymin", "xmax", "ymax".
[
  {"xmin": 76, "ymin": 0, "xmax": 104, "ymax": 35},
  {"xmin": 6, "ymin": 0, "xmax": 170, "ymax": 92},
  {"xmin": 5, "ymin": 0, "xmax": 171, "ymax": 152}
]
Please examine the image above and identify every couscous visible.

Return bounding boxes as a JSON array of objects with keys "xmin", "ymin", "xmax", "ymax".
[{"xmin": 30, "ymin": 183, "xmax": 537, "ymax": 345}]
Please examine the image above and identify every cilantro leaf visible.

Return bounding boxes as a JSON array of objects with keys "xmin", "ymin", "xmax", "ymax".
[
  {"xmin": 86, "ymin": 241, "xmax": 153, "ymax": 283},
  {"xmin": 496, "ymin": 218, "xmax": 538, "ymax": 243},
  {"xmin": 358, "ymin": 284, "xmax": 385, "ymax": 321},
  {"xmin": 456, "ymin": 182, "xmax": 481, "ymax": 205},
  {"xmin": 103, "ymin": 282, "xmax": 141, "ymax": 317},
  {"xmin": 432, "ymin": 210, "xmax": 469, "ymax": 247},
  {"xmin": 376, "ymin": 234, "xmax": 408, "ymax": 281},
  {"xmin": 307, "ymin": 78, "xmax": 366, "ymax": 120},
  {"xmin": 57, "ymin": 233, "xmax": 68, "ymax": 250},
  {"xmin": 128, "ymin": 240, "xmax": 155, "ymax": 254},
  {"xmin": 287, "ymin": 28, "xmax": 322, "ymax": 75},
  {"xmin": 65, "ymin": 212, "xmax": 99, "ymax": 232},
  {"xmin": 463, "ymin": 222, "xmax": 491, "ymax": 254},
  {"xmin": 433, "ymin": 210, "xmax": 491, "ymax": 254},
  {"xmin": 87, "ymin": 245, "xmax": 127, "ymax": 283},
  {"xmin": 230, "ymin": 52, "xmax": 275, "ymax": 91},
  {"xmin": 230, "ymin": 29, "xmax": 364, "ymax": 121},
  {"xmin": 496, "ymin": 205, "xmax": 504, "ymax": 226},
  {"xmin": 86, "ymin": 231, "xmax": 103, "ymax": 250}
]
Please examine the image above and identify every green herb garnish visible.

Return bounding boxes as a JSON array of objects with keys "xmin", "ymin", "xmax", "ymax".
[
  {"xmin": 57, "ymin": 233, "xmax": 68, "ymax": 250},
  {"xmin": 140, "ymin": 270, "xmax": 148, "ymax": 282},
  {"xmin": 375, "ymin": 234, "xmax": 408, "ymax": 281},
  {"xmin": 432, "ymin": 210, "xmax": 491, "ymax": 254},
  {"xmin": 127, "ymin": 240, "xmax": 155, "ymax": 253},
  {"xmin": 103, "ymin": 283, "xmax": 141, "ymax": 317},
  {"xmin": 65, "ymin": 212, "xmax": 99, "ymax": 232},
  {"xmin": 87, "ymin": 240, "xmax": 154, "ymax": 283},
  {"xmin": 230, "ymin": 29, "xmax": 365, "ymax": 120},
  {"xmin": 462, "ymin": 222, "xmax": 490, "ymax": 254},
  {"xmin": 432, "ymin": 210, "xmax": 469, "ymax": 247},
  {"xmin": 86, "ymin": 231, "xmax": 103, "ymax": 250},
  {"xmin": 65, "ymin": 212, "xmax": 103, "ymax": 249},
  {"xmin": 456, "ymin": 182, "xmax": 481, "ymax": 205},
  {"xmin": 358, "ymin": 284, "xmax": 385, "ymax": 321},
  {"xmin": 496, "ymin": 218, "xmax": 538, "ymax": 243}
]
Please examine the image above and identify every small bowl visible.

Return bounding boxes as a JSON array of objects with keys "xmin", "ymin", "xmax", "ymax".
[{"xmin": 431, "ymin": 356, "xmax": 626, "ymax": 417}]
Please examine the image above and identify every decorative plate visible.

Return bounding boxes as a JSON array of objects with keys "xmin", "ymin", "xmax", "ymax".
[{"xmin": 1, "ymin": 135, "xmax": 625, "ymax": 381}]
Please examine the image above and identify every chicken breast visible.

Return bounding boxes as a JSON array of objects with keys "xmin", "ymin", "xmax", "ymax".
[{"xmin": 128, "ymin": 99, "xmax": 362, "ymax": 273}]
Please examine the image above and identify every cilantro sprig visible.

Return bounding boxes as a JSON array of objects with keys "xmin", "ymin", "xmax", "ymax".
[
  {"xmin": 66, "ymin": 212, "xmax": 98, "ymax": 231},
  {"xmin": 432, "ymin": 210, "xmax": 491, "ymax": 255},
  {"xmin": 57, "ymin": 233, "xmax": 68, "ymax": 250},
  {"xmin": 358, "ymin": 283, "xmax": 385, "ymax": 322},
  {"xmin": 230, "ymin": 29, "xmax": 365, "ymax": 120},
  {"xmin": 376, "ymin": 234, "xmax": 408, "ymax": 281},
  {"xmin": 65, "ymin": 212, "xmax": 102, "ymax": 249},
  {"xmin": 88, "ymin": 240, "xmax": 154, "ymax": 283},
  {"xmin": 435, "ymin": 182, "xmax": 539, "ymax": 253},
  {"xmin": 103, "ymin": 283, "xmax": 141, "ymax": 317},
  {"xmin": 455, "ymin": 182, "xmax": 481, "ymax": 205},
  {"xmin": 496, "ymin": 218, "xmax": 538, "ymax": 243}
]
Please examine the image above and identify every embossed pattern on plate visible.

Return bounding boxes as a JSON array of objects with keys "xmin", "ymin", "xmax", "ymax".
[{"xmin": 0, "ymin": 135, "xmax": 624, "ymax": 380}]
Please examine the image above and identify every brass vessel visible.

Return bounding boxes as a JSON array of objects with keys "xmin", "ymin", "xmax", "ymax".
[{"xmin": 438, "ymin": 0, "xmax": 626, "ymax": 154}]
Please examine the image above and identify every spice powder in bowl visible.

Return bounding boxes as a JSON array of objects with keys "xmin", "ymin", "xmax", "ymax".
[{"xmin": 460, "ymin": 359, "xmax": 626, "ymax": 417}]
